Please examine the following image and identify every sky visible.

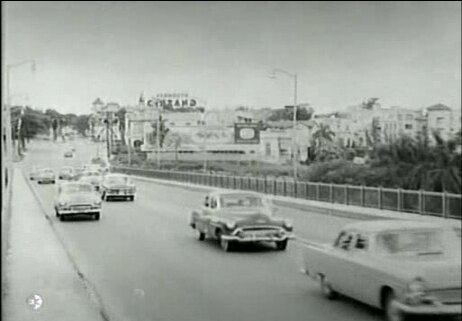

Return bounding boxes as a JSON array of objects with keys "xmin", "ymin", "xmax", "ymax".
[{"xmin": 3, "ymin": 1, "xmax": 461, "ymax": 115}]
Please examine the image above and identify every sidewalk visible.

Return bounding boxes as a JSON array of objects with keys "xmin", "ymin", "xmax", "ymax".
[
  {"xmin": 2, "ymin": 168, "xmax": 103, "ymax": 321},
  {"xmin": 129, "ymin": 174, "xmax": 461, "ymax": 230}
]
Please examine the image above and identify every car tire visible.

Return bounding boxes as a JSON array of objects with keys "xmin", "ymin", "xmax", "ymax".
[
  {"xmin": 220, "ymin": 237, "xmax": 233, "ymax": 252},
  {"xmin": 275, "ymin": 239, "xmax": 288, "ymax": 251},
  {"xmin": 94, "ymin": 213, "xmax": 100, "ymax": 221},
  {"xmin": 38, "ymin": 181, "xmax": 42, "ymax": 184},
  {"xmin": 51, "ymin": 180, "xmax": 55, "ymax": 184},
  {"xmin": 195, "ymin": 229, "xmax": 205, "ymax": 241},
  {"xmin": 384, "ymin": 290, "xmax": 405, "ymax": 321},
  {"xmin": 320, "ymin": 276, "xmax": 338, "ymax": 300},
  {"xmin": 129, "ymin": 196, "xmax": 135, "ymax": 202}
]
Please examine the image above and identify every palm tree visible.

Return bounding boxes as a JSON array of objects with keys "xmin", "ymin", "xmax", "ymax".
[{"xmin": 310, "ymin": 123, "xmax": 337, "ymax": 161}]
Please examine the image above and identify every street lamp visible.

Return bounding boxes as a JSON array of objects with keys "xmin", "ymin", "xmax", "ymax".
[{"xmin": 270, "ymin": 68, "xmax": 298, "ymax": 181}]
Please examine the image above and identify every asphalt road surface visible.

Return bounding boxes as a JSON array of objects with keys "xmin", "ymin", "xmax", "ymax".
[{"xmin": 19, "ymin": 138, "xmax": 390, "ymax": 321}]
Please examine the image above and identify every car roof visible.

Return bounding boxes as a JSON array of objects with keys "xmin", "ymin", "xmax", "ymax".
[{"xmin": 342, "ymin": 220, "xmax": 448, "ymax": 233}]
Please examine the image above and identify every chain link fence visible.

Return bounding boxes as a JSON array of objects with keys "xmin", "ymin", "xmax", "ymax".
[{"xmin": 112, "ymin": 166, "xmax": 461, "ymax": 220}]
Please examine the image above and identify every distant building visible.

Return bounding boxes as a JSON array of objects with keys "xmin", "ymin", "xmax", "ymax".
[{"xmin": 426, "ymin": 104, "xmax": 461, "ymax": 143}]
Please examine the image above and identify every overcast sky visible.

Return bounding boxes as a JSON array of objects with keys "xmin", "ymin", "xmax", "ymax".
[{"xmin": 4, "ymin": 1, "xmax": 461, "ymax": 115}]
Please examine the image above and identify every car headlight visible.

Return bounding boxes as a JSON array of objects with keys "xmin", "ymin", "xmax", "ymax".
[
  {"xmin": 283, "ymin": 219, "xmax": 293, "ymax": 229},
  {"xmin": 226, "ymin": 222, "xmax": 236, "ymax": 230},
  {"xmin": 93, "ymin": 200, "xmax": 102, "ymax": 207},
  {"xmin": 407, "ymin": 277, "xmax": 426, "ymax": 295}
]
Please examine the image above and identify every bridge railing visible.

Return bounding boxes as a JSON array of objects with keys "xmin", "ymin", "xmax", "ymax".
[{"xmin": 111, "ymin": 166, "xmax": 461, "ymax": 220}]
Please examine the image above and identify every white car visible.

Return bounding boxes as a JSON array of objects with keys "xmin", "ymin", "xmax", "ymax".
[{"xmin": 54, "ymin": 182, "xmax": 102, "ymax": 221}]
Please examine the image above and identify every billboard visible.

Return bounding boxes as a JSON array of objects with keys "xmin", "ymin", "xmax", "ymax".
[
  {"xmin": 145, "ymin": 93, "xmax": 202, "ymax": 110},
  {"xmin": 234, "ymin": 123, "xmax": 260, "ymax": 144}
]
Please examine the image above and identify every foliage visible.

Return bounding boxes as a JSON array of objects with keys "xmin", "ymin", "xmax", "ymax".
[{"xmin": 268, "ymin": 106, "xmax": 314, "ymax": 121}]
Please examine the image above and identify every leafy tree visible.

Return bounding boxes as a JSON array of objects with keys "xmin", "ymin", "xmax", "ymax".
[
  {"xmin": 268, "ymin": 106, "xmax": 314, "ymax": 121},
  {"xmin": 116, "ymin": 108, "xmax": 127, "ymax": 145},
  {"xmin": 75, "ymin": 114, "xmax": 90, "ymax": 137},
  {"xmin": 146, "ymin": 117, "xmax": 169, "ymax": 148}
]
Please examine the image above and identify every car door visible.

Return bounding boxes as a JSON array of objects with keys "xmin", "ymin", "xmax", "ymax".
[
  {"xmin": 327, "ymin": 230, "xmax": 359, "ymax": 298},
  {"xmin": 347, "ymin": 232, "xmax": 381, "ymax": 306},
  {"xmin": 195, "ymin": 195, "xmax": 212, "ymax": 234}
]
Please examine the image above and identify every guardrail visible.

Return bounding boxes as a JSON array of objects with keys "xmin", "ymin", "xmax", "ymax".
[{"xmin": 112, "ymin": 166, "xmax": 462, "ymax": 220}]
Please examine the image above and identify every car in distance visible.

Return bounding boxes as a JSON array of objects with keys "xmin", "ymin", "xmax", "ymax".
[
  {"xmin": 28, "ymin": 166, "xmax": 40, "ymax": 180},
  {"xmin": 300, "ymin": 220, "xmax": 462, "ymax": 321},
  {"xmin": 189, "ymin": 191, "xmax": 294, "ymax": 252},
  {"xmin": 100, "ymin": 174, "xmax": 136, "ymax": 201},
  {"xmin": 54, "ymin": 182, "xmax": 102, "ymax": 221},
  {"xmin": 64, "ymin": 149, "xmax": 74, "ymax": 158},
  {"xmin": 36, "ymin": 168, "xmax": 56, "ymax": 184},
  {"xmin": 78, "ymin": 170, "xmax": 103, "ymax": 192},
  {"xmin": 58, "ymin": 166, "xmax": 74, "ymax": 180}
]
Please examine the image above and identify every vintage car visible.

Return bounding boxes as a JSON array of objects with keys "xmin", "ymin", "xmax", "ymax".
[
  {"xmin": 36, "ymin": 168, "xmax": 56, "ymax": 184},
  {"xmin": 189, "ymin": 191, "xmax": 294, "ymax": 252},
  {"xmin": 78, "ymin": 170, "xmax": 103, "ymax": 191},
  {"xmin": 28, "ymin": 166, "xmax": 41, "ymax": 180},
  {"xmin": 100, "ymin": 174, "xmax": 136, "ymax": 201},
  {"xmin": 54, "ymin": 182, "xmax": 102, "ymax": 221},
  {"xmin": 58, "ymin": 166, "xmax": 74, "ymax": 180},
  {"xmin": 64, "ymin": 149, "xmax": 74, "ymax": 158},
  {"xmin": 300, "ymin": 220, "xmax": 462, "ymax": 321}
]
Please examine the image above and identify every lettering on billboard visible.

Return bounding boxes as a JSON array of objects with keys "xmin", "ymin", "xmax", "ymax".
[
  {"xmin": 234, "ymin": 123, "xmax": 260, "ymax": 144},
  {"xmin": 146, "ymin": 93, "xmax": 199, "ymax": 109}
]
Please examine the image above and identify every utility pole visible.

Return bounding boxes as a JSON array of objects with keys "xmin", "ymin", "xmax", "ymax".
[
  {"xmin": 105, "ymin": 112, "xmax": 111, "ymax": 162},
  {"xmin": 156, "ymin": 109, "xmax": 161, "ymax": 169},
  {"xmin": 127, "ymin": 117, "xmax": 132, "ymax": 166}
]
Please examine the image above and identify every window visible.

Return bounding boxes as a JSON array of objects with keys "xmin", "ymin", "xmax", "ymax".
[
  {"xmin": 335, "ymin": 231, "xmax": 355, "ymax": 250},
  {"xmin": 354, "ymin": 234, "xmax": 368, "ymax": 250},
  {"xmin": 436, "ymin": 117, "xmax": 444, "ymax": 126},
  {"xmin": 210, "ymin": 197, "xmax": 218, "ymax": 209},
  {"xmin": 265, "ymin": 143, "xmax": 271, "ymax": 156},
  {"xmin": 405, "ymin": 124, "xmax": 413, "ymax": 130}
]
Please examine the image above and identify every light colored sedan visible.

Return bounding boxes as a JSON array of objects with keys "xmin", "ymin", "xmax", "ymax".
[
  {"xmin": 301, "ymin": 220, "xmax": 461, "ymax": 321},
  {"xmin": 100, "ymin": 174, "xmax": 136, "ymax": 201},
  {"xmin": 36, "ymin": 168, "xmax": 56, "ymax": 184},
  {"xmin": 54, "ymin": 182, "xmax": 102, "ymax": 221}
]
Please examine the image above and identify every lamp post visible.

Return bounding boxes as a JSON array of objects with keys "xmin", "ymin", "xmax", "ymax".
[
  {"xmin": 201, "ymin": 111, "xmax": 211, "ymax": 173},
  {"xmin": 270, "ymin": 68, "xmax": 298, "ymax": 180}
]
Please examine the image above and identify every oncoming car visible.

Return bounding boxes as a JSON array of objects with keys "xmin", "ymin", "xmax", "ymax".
[
  {"xmin": 36, "ymin": 168, "xmax": 56, "ymax": 184},
  {"xmin": 189, "ymin": 191, "xmax": 294, "ymax": 252},
  {"xmin": 100, "ymin": 174, "xmax": 136, "ymax": 201},
  {"xmin": 54, "ymin": 182, "xmax": 102, "ymax": 221}
]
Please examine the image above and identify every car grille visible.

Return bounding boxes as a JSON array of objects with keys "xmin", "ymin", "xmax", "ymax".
[
  {"xmin": 70, "ymin": 204, "xmax": 92, "ymax": 210},
  {"xmin": 238, "ymin": 227, "xmax": 283, "ymax": 238},
  {"xmin": 428, "ymin": 288, "xmax": 462, "ymax": 304}
]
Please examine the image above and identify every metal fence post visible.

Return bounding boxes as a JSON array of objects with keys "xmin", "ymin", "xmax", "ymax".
[
  {"xmin": 360, "ymin": 185, "xmax": 364, "ymax": 206},
  {"xmin": 273, "ymin": 179, "xmax": 277, "ymax": 195},
  {"xmin": 316, "ymin": 183, "xmax": 320, "ymax": 201},
  {"xmin": 264, "ymin": 177, "xmax": 267, "ymax": 194},
  {"xmin": 329, "ymin": 184, "xmax": 333, "ymax": 203},
  {"xmin": 418, "ymin": 189, "xmax": 423, "ymax": 214},
  {"xmin": 397, "ymin": 188, "xmax": 402, "ymax": 211},
  {"xmin": 344, "ymin": 185, "xmax": 348, "ymax": 205},
  {"xmin": 442, "ymin": 191, "xmax": 447, "ymax": 218},
  {"xmin": 378, "ymin": 187, "xmax": 382, "ymax": 209},
  {"xmin": 294, "ymin": 181, "xmax": 297, "ymax": 198},
  {"xmin": 283, "ymin": 180, "xmax": 287, "ymax": 196}
]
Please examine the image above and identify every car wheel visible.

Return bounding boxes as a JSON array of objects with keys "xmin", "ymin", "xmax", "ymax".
[
  {"xmin": 38, "ymin": 181, "xmax": 42, "ymax": 184},
  {"xmin": 320, "ymin": 275, "xmax": 338, "ymax": 300},
  {"xmin": 130, "ymin": 196, "xmax": 135, "ymax": 202},
  {"xmin": 220, "ymin": 237, "xmax": 233, "ymax": 252},
  {"xmin": 94, "ymin": 213, "xmax": 100, "ymax": 221},
  {"xmin": 384, "ymin": 290, "xmax": 405, "ymax": 321},
  {"xmin": 195, "ymin": 229, "xmax": 205, "ymax": 241},
  {"xmin": 275, "ymin": 239, "xmax": 288, "ymax": 251}
]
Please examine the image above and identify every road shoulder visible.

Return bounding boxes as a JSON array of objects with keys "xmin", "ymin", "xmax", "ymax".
[{"xmin": 2, "ymin": 167, "xmax": 104, "ymax": 321}]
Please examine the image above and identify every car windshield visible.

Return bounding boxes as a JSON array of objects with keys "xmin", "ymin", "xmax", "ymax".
[
  {"xmin": 377, "ymin": 230, "xmax": 444, "ymax": 255},
  {"xmin": 60, "ymin": 168, "xmax": 72, "ymax": 172},
  {"xmin": 83, "ymin": 172, "xmax": 99, "ymax": 177},
  {"xmin": 106, "ymin": 177, "xmax": 129, "ymax": 185},
  {"xmin": 220, "ymin": 194, "xmax": 264, "ymax": 208},
  {"xmin": 62, "ymin": 184, "xmax": 93, "ymax": 193}
]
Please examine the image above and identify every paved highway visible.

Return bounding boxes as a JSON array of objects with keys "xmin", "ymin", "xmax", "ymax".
[{"xmin": 19, "ymin": 138, "xmax": 389, "ymax": 321}]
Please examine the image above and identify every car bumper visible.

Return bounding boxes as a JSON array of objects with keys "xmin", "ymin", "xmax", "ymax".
[
  {"xmin": 38, "ymin": 178, "xmax": 55, "ymax": 182},
  {"xmin": 394, "ymin": 301, "xmax": 462, "ymax": 316},
  {"xmin": 58, "ymin": 208, "xmax": 101, "ymax": 215},
  {"xmin": 221, "ymin": 233, "xmax": 294, "ymax": 242},
  {"xmin": 105, "ymin": 191, "xmax": 135, "ymax": 197}
]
